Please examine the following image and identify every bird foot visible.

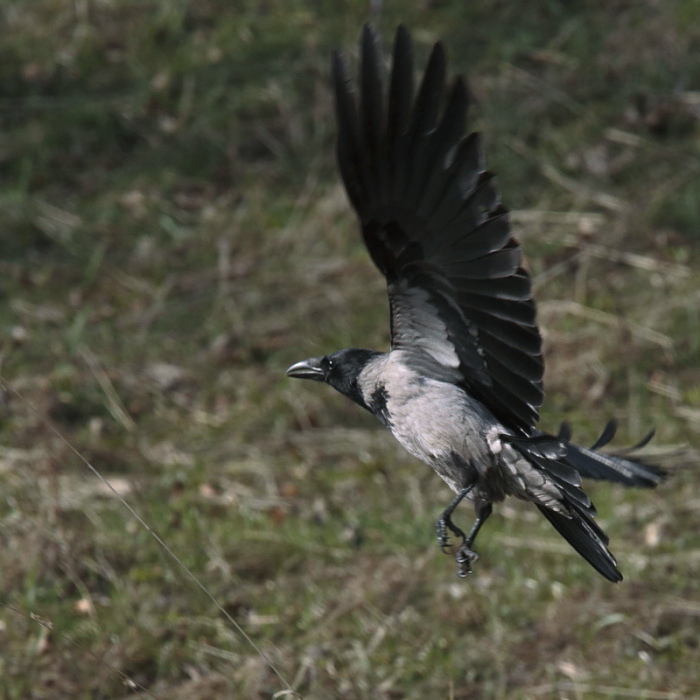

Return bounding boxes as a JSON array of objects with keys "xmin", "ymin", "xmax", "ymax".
[
  {"xmin": 435, "ymin": 516, "xmax": 465, "ymax": 554},
  {"xmin": 455, "ymin": 543, "xmax": 479, "ymax": 578}
]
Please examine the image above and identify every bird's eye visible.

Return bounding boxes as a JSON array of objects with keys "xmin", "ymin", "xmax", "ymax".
[{"xmin": 324, "ymin": 357, "xmax": 334, "ymax": 371}]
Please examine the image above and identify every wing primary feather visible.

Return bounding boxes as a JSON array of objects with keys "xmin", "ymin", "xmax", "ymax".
[
  {"xmin": 360, "ymin": 25, "xmax": 386, "ymax": 208},
  {"xmin": 415, "ymin": 78, "xmax": 469, "ymax": 217},
  {"xmin": 333, "ymin": 51, "xmax": 365, "ymax": 212},
  {"xmin": 440, "ymin": 246, "xmax": 522, "ymax": 280},
  {"xmin": 417, "ymin": 128, "xmax": 481, "ymax": 224},
  {"xmin": 456, "ymin": 291, "xmax": 537, "ymax": 325},
  {"xmin": 453, "ymin": 132, "xmax": 484, "ymax": 194},
  {"xmin": 408, "ymin": 40, "xmax": 446, "ymax": 138},
  {"xmin": 402, "ymin": 45, "xmax": 448, "ymax": 206},
  {"xmin": 428, "ymin": 170, "xmax": 500, "ymax": 236},
  {"xmin": 450, "ymin": 272, "xmax": 532, "ymax": 300},
  {"xmin": 387, "ymin": 28, "xmax": 414, "ymax": 204},
  {"xmin": 432, "ymin": 213, "xmax": 512, "ymax": 261}
]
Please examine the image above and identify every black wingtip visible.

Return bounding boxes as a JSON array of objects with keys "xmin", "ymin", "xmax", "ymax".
[
  {"xmin": 426, "ymin": 39, "xmax": 447, "ymax": 83},
  {"xmin": 331, "ymin": 49, "xmax": 347, "ymax": 86},
  {"xmin": 361, "ymin": 22, "xmax": 377, "ymax": 49},
  {"xmin": 393, "ymin": 24, "xmax": 413, "ymax": 57}
]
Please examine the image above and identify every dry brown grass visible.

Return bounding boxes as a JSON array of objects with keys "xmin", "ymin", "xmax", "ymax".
[{"xmin": 1, "ymin": 1, "xmax": 700, "ymax": 698}]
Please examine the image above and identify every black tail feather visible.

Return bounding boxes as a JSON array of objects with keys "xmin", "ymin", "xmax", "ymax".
[
  {"xmin": 511, "ymin": 422, "xmax": 664, "ymax": 581},
  {"xmin": 536, "ymin": 502, "xmax": 622, "ymax": 582},
  {"xmin": 556, "ymin": 421, "xmax": 665, "ymax": 488}
]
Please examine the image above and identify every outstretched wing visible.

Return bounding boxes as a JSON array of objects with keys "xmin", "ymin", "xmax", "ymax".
[{"xmin": 332, "ymin": 25, "xmax": 543, "ymax": 432}]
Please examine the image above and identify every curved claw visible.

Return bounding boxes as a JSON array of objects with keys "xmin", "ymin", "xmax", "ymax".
[{"xmin": 455, "ymin": 543, "xmax": 479, "ymax": 578}]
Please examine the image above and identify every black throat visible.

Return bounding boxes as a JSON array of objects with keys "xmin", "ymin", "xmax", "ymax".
[{"xmin": 325, "ymin": 348, "xmax": 382, "ymax": 413}]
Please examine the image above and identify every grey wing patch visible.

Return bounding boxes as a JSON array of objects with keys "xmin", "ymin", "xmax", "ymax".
[{"xmin": 389, "ymin": 278, "xmax": 490, "ymax": 385}]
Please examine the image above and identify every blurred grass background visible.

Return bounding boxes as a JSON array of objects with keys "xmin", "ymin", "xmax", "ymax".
[{"xmin": 1, "ymin": 1, "xmax": 699, "ymax": 698}]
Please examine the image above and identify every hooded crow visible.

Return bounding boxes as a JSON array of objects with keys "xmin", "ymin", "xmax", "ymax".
[{"xmin": 287, "ymin": 25, "xmax": 664, "ymax": 582}]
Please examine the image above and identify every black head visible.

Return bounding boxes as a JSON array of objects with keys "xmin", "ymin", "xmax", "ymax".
[{"xmin": 286, "ymin": 348, "xmax": 381, "ymax": 410}]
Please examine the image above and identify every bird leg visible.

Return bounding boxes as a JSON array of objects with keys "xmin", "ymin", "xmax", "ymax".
[
  {"xmin": 455, "ymin": 501, "xmax": 493, "ymax": 578},
  {"xmin": 435, "ymin": 484, "xmax": 475, "ymax": 553}
]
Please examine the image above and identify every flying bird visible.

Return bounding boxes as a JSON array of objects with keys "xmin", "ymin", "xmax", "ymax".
[{"xmin": 286, "ymin": 25, "xmax": 663, "ymax": 581}]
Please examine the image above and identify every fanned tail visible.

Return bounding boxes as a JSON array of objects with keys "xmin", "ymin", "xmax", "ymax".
[{"xmin": 503, "ymin": 422, "xmax": 663, "ymax": 582}]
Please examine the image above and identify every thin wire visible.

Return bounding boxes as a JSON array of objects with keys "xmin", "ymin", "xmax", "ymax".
[
  {"xmin": 2, "ymin": 605, "xmax": 159, "ymax": 699},
  {"xmin": 0, "ymin": 377, "xmax": 300, "ymax": 698}
]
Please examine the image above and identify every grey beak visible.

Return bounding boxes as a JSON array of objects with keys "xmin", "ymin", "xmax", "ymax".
[{"xmin": 286, "ymin": 357, "xmax": 326, "ymax": 381}]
